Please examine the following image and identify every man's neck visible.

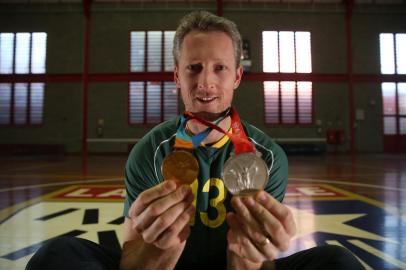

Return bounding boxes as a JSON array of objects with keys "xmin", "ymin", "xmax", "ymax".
[{"xmin": 187, "ymin": 116, "xmax": 231, "ymax": 145}]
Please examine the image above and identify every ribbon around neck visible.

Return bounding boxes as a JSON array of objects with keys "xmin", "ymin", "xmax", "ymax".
[
  {"xmin": 174, "ymin": 113, "xmax": 226, "ymax": 149},
  {"xmin": 184, "ymin": 107, "xmax": 254, "ymax": 155}
]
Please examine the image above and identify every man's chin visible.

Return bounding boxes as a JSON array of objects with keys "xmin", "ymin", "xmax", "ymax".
[{"xmin": 191, "ymin": 108, "xmax": 231, "ymax": 122}]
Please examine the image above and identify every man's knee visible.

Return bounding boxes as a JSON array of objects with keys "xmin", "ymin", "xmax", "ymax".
[
  {"xmin": 275, "ymin": 245, "xmax": 365, "ymax": 270},
  {"xmin": 26, "ymin": 237, "xmax": 121, "ymax": 270},
  {"xmin": 317, "ymin": 245, "xmax": 363, "ymax": 269},
  {"xmin": 26, "ymin": 237, "xmax": 79, "ymax": 270}
]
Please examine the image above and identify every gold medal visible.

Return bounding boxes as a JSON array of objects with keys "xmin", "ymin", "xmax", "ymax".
[
  {"xmin": 161, "ymin": 150, "xmax": 199, "ymax": 184},
  {"xmin": 223, "ymin": 152, "xmax": 268, "ymax": 196}
]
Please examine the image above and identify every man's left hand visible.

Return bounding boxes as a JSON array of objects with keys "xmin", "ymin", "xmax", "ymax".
[{"xmin": 226, "ymin": 190, "xmax": 296, "ymax": 266}]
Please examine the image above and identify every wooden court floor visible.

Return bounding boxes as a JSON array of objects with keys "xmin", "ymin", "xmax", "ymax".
[{"xmin": 0, "ymin": 153, "xmax": 406, "ymax": 269}]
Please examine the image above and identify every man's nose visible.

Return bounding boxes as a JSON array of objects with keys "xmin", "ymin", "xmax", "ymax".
[{"xmin": 197, "ymin": 69, "xmax": 215, "ymax": 90}]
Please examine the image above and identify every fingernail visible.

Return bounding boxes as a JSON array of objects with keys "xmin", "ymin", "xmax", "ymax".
[
  {"xmin": 241, "ymin": 196, "xmax": 253, "ymax": 206},
  {"xmin": 234, "ymin": 196, "xmax": 242, "ymax": 207},
  {"xmin": 258, "ymin": 192, "xmax": 267, "ymax": 203},
  {"xmin": 165, "ymin": 180, "xmax": 176, "ymax": 191},
  {"xmin": 246, "ymin": 197, "xmax": 255, "ymax": 207}
]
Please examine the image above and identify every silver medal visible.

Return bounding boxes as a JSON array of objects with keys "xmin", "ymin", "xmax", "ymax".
[{"xmin": 223, "ymin": 152, "xmax": 269, "ymax": 196}]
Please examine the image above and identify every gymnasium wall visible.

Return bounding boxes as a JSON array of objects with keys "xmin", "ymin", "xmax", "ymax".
[{"xmin": 0, "ymin": 2, "xmax": 405, "ymax": 154}]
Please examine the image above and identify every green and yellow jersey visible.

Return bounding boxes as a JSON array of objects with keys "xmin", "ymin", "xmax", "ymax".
[{"xmin": 123, "ymin": 116, "xmax": 288, "ymax": 269}]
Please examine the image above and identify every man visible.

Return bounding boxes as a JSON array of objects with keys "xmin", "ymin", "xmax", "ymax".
[
  {"xmin": 27, "ymin": 10, "xmax": 363, "ymax": 270},
  {"xmin": 120, "ymin": 10, "xmax": 363, "ymax": 270},
  {"xmin": 121, "ymin": 10, "xmax": 291, "ymax": 270}
]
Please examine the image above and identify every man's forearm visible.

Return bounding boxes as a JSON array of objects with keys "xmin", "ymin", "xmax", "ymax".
[{"xmin": 120, "ymin": 239, "xmax": 185, "ymax": 270}]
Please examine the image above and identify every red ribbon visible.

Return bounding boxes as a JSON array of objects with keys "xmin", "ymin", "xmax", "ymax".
[{"xmin": 184, "ymin": 107, "xmax": 254, "ymax": 155}]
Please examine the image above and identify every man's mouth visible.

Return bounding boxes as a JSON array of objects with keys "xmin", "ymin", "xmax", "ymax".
[{"xmin": 196, "ymin": 96, "xmax": 217, "ymax": 103}]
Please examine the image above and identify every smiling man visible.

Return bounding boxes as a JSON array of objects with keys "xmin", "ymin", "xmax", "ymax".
[
  {"xmin": 120, "ymin": 11, "xmax": 292, "ymax": 270},
  {"xmin": 120, "ymin": 11, "xmax": 363, "ymax": 270},
  {"xmin": 26, "ymin": 10, "xmax": 364, "ymax": 270}
]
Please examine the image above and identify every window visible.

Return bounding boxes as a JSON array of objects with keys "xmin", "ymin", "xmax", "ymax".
[
  {"xmin": 129, "ymin": 31, "xmax": 178, "ymax": 124},
  {"xmin": 262, "ymin": 31, "xmax": 313, "ymax": 124},
  {"xmin": 380, "ymin": 33, "xmax": 406, "ymax": 135},
  {"xmin": 0, "ymin": 32, "xmax": 47, "ymax": 125},
  {"xmin": 129, "ymin": 81, "xmax": 178, "ymax": 124},
  {"xmin": 130, "ymin": 30, "xmax": 175, "ymax": 72}
]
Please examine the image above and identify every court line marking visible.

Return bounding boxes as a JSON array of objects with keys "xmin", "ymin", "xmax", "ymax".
[
  {"xmin": 315, "ymin": 184, "xmax": 406, "ymax": 221},
  {"xmin": 2, "ymin": 181, "xmax": 405, "ymax": 270},
  {"xmin": 290, "ymin": 173, "xmax": 403, "ymax": 178},
  {"xmin": 348, "ymin": 239, "xmax": 406, "ymax": 270},
  {"xmin": 2, "ymin": 178, "xmax": 406, "ymax": 222},
  {"xmin": 2, "ymin": 176, "xmax": 406, "ymax": 193},
  {"xmin": 290, "ymin": 177, "xmax": 406, "ymax": 192},
  {"xmin": 0, "ymin": 178, "xmax": 123, "ymax": 193},
  {"xmin": 0, "ymin": 184, "xmax": 121, "ymax": 224}
]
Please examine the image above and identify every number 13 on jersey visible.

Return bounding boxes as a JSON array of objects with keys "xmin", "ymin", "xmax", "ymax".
[{"xmin": 189, "ymin": 178, "xmax": 227, "ymax": 228}]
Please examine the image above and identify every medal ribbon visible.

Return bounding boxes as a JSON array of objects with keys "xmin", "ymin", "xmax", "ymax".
[
  {"xmin": 184, "ymin": 107, "xmax": 254, "ymax": 155},
  {"xmin": 174, "ymin": 114, "xmax": 226, "ymax": 150}
]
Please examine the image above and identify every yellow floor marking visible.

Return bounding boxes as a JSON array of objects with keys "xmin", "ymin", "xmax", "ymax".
[
  {"xmin": 319, "ymin": 184, "xmax": 406, "ymax": 221},
  {"xmin": 1, "ymin": 183, "xmax": 405, "ymax": 270},
  {"xmin": 0, "ymin": 201, "xmax": 123, "ymax": 270},
  {"xmin": 303, "ymin": 240, "xmax": 317, "ymax": 249},
  {"xmin": 326, "ymin": 240, "xmax": 373, "ymax": 270},
  {"xmin": 0, "ymin": 197, "xmax": 43, "ymax": 224},
  {"xmin": 0, "ymin": 186, "xmax": 87, "ymax": 223},
  {"xmin": 348, "ymin": 239, "xmax": 406, "ymax": 270},
  {"xmin": 1, "ymin": 184, "xmax": 126, "ymax": 223}
]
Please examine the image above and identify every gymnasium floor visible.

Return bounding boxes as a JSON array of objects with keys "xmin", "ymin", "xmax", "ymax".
[{"xmin": 0, "ymin": 153, "xmax": 405, "ymax": 269}]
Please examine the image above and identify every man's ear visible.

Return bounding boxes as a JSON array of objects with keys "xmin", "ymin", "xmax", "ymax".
[
  {"xmin": 233, "ymin": 65, "xmax": 244, "ymax": 90},
  {"xmin": 174, "ymin": 65, "xmax": 181, "ymax": 88}
]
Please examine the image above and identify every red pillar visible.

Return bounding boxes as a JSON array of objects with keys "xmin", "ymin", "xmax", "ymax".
[
  {"xmin": 345, "ymin": 0, "xmax": 355, "ymax": 154},
  {"xmin": 216, "ymin": 0, "xmax": 223, "ymax": 17},
  {"xmin": 82, "ymin": 0, "xmax": 91, "ymax": 176}
]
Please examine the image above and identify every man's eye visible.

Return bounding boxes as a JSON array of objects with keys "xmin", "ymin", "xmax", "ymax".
[
  {"xmin": 215, "ymin": 65, "xmax": 226, "ymax": 71},
  {"xmin": 187, "ymin": 64, "xmax": 202, "ymax": 72}
]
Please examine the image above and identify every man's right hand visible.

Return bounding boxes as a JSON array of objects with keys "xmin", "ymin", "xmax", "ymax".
[{"xmin": 128, "ymin": 180, "xmax": 195, "ymax": 250}]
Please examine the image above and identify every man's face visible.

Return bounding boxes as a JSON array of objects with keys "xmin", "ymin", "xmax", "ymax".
[{"xmin": 174, "ymin": 31, "xmax": 243, "ymax": 119}]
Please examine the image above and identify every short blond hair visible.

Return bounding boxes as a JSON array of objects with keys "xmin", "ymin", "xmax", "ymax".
[{"xmin": 173, "ymin": 10, "xmax": 242, "ymax": 67}]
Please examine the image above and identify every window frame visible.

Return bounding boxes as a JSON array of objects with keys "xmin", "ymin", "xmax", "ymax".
[
  {"xmin": 380, "ymin": 33, "xmax": 406, "ymax": 136},
  {"xmin": 0, "ymin": 32, "xmax": 46, "ymax": 126},
  {"xmin": 128, "ymin": 30, "xmax": 178, "ymax": 125},
  {"xmin": 262, "ymin": 30, "xmax": 314, "ymax": 126}
]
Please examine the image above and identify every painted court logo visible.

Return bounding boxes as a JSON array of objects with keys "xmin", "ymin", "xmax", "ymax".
[{"xmin": 0, "ymin": 184, "xmax": 405, "ymax": 270}]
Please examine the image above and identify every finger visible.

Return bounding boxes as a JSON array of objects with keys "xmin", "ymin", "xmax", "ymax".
[
  {"xmin": 142, "ymin": 194, "xmax": 194, "ymax": 243},
  {"xmin": 230, "ymin": 196, "xmax": 265, "ymax": 245},
  {"xmin": 255, "ymin": 191, "xmax": 296, "ymax": 237},
  {"xmin": 227, "ymin": 213, "xmax": 265, "ymax": 263},
  {"xmin": 178, "ymin": 223, "xmax": 191, "ymax": 243},
  {"xmin": 132, "ymin": 185, "xmax": 193, "ymax": 232},
  {"xmin": 129, "ymin": 180, "xmax": 177, "ymax": 217},
  {"xmin": 246, "ymin": 194, "xmax": 291, "ymax": 251},
  {"xmin": 154, "ymin": 203, "xmax": 195, "ymax": 249},
  {"xmin": 228, "ymin": 211, "xmax": 279, "ymax": 261},
  {"xmin": 226, "ymin": 212, "xmax": 240, "ymax": 234}
]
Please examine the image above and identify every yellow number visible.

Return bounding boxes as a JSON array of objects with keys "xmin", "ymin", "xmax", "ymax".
[{"xmin": 200, "ymin": 178, "xmax": 227, "ymax": 228}]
